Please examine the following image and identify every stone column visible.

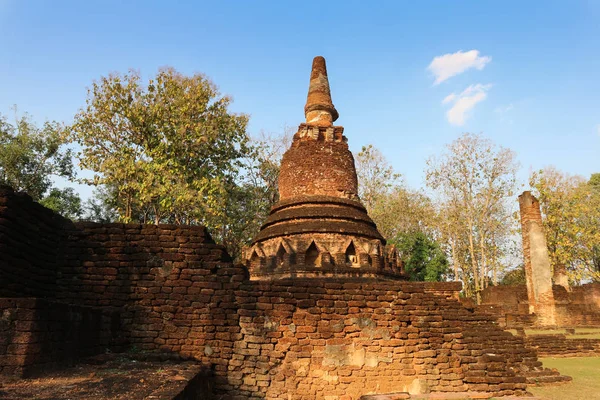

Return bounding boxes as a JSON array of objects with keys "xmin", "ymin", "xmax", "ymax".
[{"xmin": 518, "ymin": 191, "xmax": 556, "ymax": 325}]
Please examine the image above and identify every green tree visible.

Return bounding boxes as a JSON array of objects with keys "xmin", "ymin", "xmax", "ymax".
[
  {"xmin": 69, "ymin": 68, "xmax": 251, "ymax": 225},
  {"xmin": 356, "ymin": 144, "xmax": 401, "ymax": 213},
  {"xmin": 530, "ymin": 168, "xmax": 600, "ymax": 282},
  {"xmin": 219, "ymin": 130, "xmax": 292, "ymax": 259},
  {"xmin": 500, "ymin": 266, "xmax": 526, "ymax": 285},
  {"xmin": 426, "ymin": 133, "xmax": 519, "ymax": 302},
  {"xmin": 0, "ymin": 110, "xmax": 74, "ymax": 200},
  {"xmin": 399, "ymin": 231, "xmax": 449, "ymax": 281},
  {"xmin": 355, "ymin": 144, "xmax": 448, "ymax": 281},
  {"xmin": 81, "ymin": 187, "xmax": 118, "ymax": 223},
  {"xmin": 39, "ymin": 187, "xmax": 83, "ymax": 220}
]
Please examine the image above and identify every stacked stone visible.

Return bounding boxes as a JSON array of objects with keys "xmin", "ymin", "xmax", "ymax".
[
  {"xmin": 244, "ymin": 57, "xmax": 403, "ymax": 280},
  {"xmin": 58, "ymin": 222, "xmax": 246, "ymax": 380},
  {"xmin": 477, "ymin": 283, "xmax": 600, "ymax": 328},
  {"xmin": 524, "ymin": 334, "xmax": 600, "ymax": 357},
  {"xmin": 518, "ymin": 191, "xmax": 556, "ymax": 325},
  {"xmin": 0, "ymin": 187, "xmax": 572, "ymax": 396},
  {"xmin": 0, "ymin": 186, "xmax": 68, "ymax": 298},
  {"xmin": 0, "ymin": 297, "xmax": 118, "ymax": 377},
  {"xmin": 226, "ymin": 279, "xmax": 546, "ymax": 399}
]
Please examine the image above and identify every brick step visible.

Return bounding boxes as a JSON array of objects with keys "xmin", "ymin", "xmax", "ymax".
[
  {"xmin": 361, "ymin": 392, "xmax": 543, "ymax": 399},
  {"xmin": 523, "ymin": 369, "xmax": 561, "ymax": 377},
  {"xmin": 526, "ymin": 374, "xmax": 573, "ymax": 385}
]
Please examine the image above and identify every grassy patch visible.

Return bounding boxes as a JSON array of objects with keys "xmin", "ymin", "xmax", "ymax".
[
  {"xmin": 568, "ymin": 328, "xmax": 600, "ymax": 334},
  {"xmin": 567, "ymin": 334, "xmax": 600, "ymax": 339},
  {"xmin": 525, "ymin": 329, "xmax": 566, "ymax": 335},
  {"xmin": 529, "ymin": 357, "xmax": 600, "ymax": 400}
]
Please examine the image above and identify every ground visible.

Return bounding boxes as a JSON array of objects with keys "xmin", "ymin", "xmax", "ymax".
[
  {"xmin": 528, "ymin": 357, "xmax": 600, "ymax": 400},
  {"xmin": 0, "ymin": 353, "xmax": 205, "ymax": 400},
  {"xmin": 506, "ymin": 328, "xmax": 600, "ymax": 340}
]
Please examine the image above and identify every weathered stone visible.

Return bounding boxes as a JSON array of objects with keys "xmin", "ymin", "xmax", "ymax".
[{"xmin": 243, "ymin": 57, "xmax": 404, "ymax": 280}]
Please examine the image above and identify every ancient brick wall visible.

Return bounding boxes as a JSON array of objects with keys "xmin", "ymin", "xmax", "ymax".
[
  {"xmin": 56, "ymin": 222, "xmax": 246, "ymax": 381},
  {"xmin": 524, "ymin": 334, "xmax": 600, "ymax": 357},
  {"xmin": 1, "ymin": 189, "xmax": 568, "ymax": 397},
  {"xmin": 0, "ymin": 187, "xmax": 247, "ymax": 380},
  {"xmin": 479, "ymin": 284, "xmax": 600, "ymax": 327},
  {"xmin": 0, "ymin": 297, "xmax": 119, "ymax": 377},
  {"xmin": 0, "ymin": 186, "xmax": 68, "ymax": 298},
  {"xmin": 226, "ymin": 279, "xmax": 532, "ymax": 399},
  {"xmin": 518, "ymin": 191, "xmax": 555, "ymax": 324}
]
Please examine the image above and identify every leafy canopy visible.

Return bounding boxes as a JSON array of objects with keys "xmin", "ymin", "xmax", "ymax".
[
  {"xmin": 69, "ymin": 68, "xmax": 250, "ymax": 225},
  {"xmin": 0, "ymin": 111, "xmax": 74, "ymax": 201}
]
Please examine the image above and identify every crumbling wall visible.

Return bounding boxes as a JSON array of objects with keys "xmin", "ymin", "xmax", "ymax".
[
  {"xmin": 0, "ymin": 187, "xmax": 245, "ymax": 381},
  {"xmin": 518, "ymin": 191, "xmax": 555, "ymax": 325},
  {"xmin": 524, "ymin": 334, "xmax": 600, "ymax": 357},
  {"xmin": 56, "ymin": 222, "xmax": 246, "ymax": 382},
  {"xmin": 0, "ymin": 297, "xmax": 119, "ymax": 377},
  {"xmin": 1, "ymin": 188, "xmax": 567, "ymax": 397},
  {"xmin": 227, "ymin": 279, "xmax": 532, "ymax": 399},
  {"xmin": 479, "ymin": 284, "xmax": 600, "ymax": 327},
  {"xmin": 0, "ymin": 186, "xmax": 67, "ymax": 298}
]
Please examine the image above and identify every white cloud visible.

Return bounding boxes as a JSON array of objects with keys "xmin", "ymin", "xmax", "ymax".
[
  {"xmin": 596, "ymin": 124, "xmax": 600, "ymax": 137},
  {"xmin": 428, "ymin": 50, "xmax": 491, "ymax": 85},
  {"xmin": 443, "ymin": 84, "xmax": 492, "ymax": 126}
]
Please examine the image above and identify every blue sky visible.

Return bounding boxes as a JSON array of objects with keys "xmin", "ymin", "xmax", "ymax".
[{"xmin": 1, "ymin": 1, "xmax": 599, "ymax": 199}]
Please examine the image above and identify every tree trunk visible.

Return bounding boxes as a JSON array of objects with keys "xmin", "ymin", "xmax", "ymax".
[
  {"xmin": 467, "ymin": 218, "xmax": 480, "ymax": 304},
  {"xmin": 451, "ymin": 239, "xmax": 459, "ymax": 281},
  {"xmin": 479, "ymin": 234, "xmax": 487, "ymax": 290}
]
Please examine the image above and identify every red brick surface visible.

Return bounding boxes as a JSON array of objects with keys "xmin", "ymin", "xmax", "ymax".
[{"xmin": 0, "ymin": 187, "xmax": 567, "ymax": 397}]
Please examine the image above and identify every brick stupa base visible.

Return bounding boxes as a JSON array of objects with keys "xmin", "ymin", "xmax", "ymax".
[{"xmin": 0, "ymin": 186, "xmax": 571, "ymax": 398}]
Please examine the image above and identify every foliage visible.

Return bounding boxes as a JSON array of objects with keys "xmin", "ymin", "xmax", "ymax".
[
  {"xmin": 0, "ymin": 110, "xmax": 74, "ymax": 201},
  {"xmin": 39, "ymin": 187, "xmax": 83, "ymax": 220},
  {"xmin": 69, "ymin": 67, "xmax": 251, "ymax": 226},
  {"xmin": 218, "ymin": 130, "xmax": 293, "ymax": 259},
  {"xmin": 356, "ymin": 144, "xmax": 401, "ymax": 212},
  {"xmin": 500, "ymin": 266, "xmax": 526, "ymax": 285},
  {"xmin": 397, "ymin": 231, "xmax": 449, "ymax": 281},
  {"xmin": 426, "ymin": 133, "xmax": 519, "ymax": 302},
  {"xmin": 530, "ymin": 167, "xmax": 600, "ymax": 282},
  {"xmin": 81, "ymin": 187, "xmax": 119, "ymax": 223},
  {"xmin": 355, "ymin": 144, "xmax": 448, "ymax": 282}
]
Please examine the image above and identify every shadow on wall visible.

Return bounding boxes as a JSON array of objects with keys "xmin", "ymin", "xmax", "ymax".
[{"xmin": 0, "ymin": 186, "xmax": 246, "ymax": 390}]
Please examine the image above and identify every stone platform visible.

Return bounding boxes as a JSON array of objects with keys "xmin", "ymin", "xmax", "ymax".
[{"xmin": 0, "ymin": 353, "xmax": 207, "ymax": 400}]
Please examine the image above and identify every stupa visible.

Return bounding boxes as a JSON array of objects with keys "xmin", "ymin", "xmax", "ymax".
[{"xmin": 244, "ymin": 56, "xmax": 403, "ymax": 279}]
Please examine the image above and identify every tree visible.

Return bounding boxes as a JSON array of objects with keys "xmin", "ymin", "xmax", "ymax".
[
  {"xmin": 399, "ymin": 231, "xmax": 449, "ymax": 281},
  {"xmin": 39, "ymin": 187, "xmax": 83, "ymax": 220},
  {"xmin": 69, "ymin": 68, "xmax": 251, "ymax": 226},
  {"xmin": 356, "ymin": 144, "xmax": 401, "ymax": 213},
  {"xmin": 426, "ymin": 133, "xmax": 519, "ymax": 302},
  {"xmin": 500, "ymin": 266, "xmax": 526, "ymax": 285},
  {"xmin": 355, "ymin": 144, "xmax": 448, "ymax": 281},
  {"xmin": 218, "ymin": 129, "xmax": 293, "ymax": 260},
  {"xmin": 0, "ymin": 110, "xmax": 74, "ymax": 201},
  {"xmin": 530, "ymin": 168, "xmax": 600, "ymax": 282},
  {"xmin": 81, "ymin": 187, "xmax": 118, "ymax": 223}
]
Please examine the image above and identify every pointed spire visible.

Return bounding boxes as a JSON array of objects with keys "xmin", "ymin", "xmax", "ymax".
[{"xmin": 304, "ymin": 56, "xmax": 339, "ymax": 126}]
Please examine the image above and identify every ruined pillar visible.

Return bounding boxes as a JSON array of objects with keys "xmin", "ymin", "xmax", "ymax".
[{"xmin": 518, "ymin": 191, "xmax": 556, "ymax": 325}]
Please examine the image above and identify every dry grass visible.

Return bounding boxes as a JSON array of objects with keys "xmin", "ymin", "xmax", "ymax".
[{"xmin": 528, "ymin": 357, "xmax": 600, "ymax": 400}]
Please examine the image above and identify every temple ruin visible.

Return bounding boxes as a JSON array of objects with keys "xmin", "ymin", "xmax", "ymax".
[
  {"xmin": 518, "ymin": 191, "xmax": 556, "ymax": 325},
  {"xmin": 244, "ymin": 57, "xmax": 401, "ymax": 280},
  {"xmin": 0, "ymin": 57, "xmax": 575, "ymax": 399},
  {"xmin": 477, "ymin": 191, "xmax": 600, "ymax": 330}
]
